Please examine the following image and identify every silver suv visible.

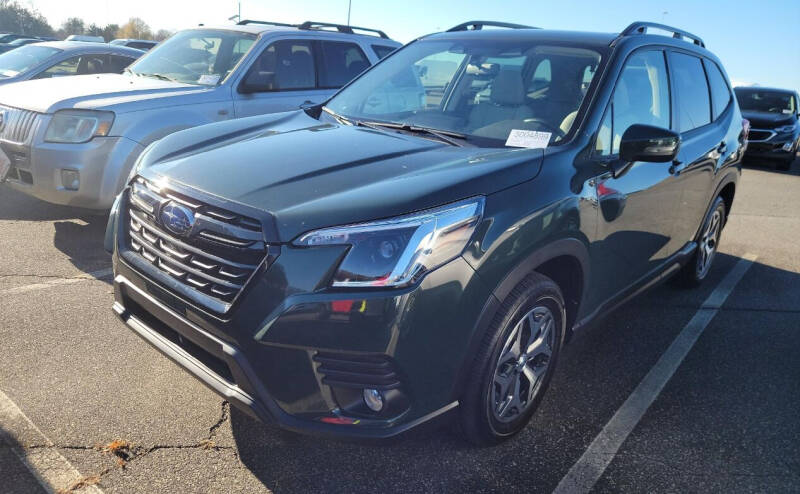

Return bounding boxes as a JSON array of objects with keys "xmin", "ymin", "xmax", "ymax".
[{"xmin": 0, "ymin": 21, "xmax": 400, "ymax": 209}]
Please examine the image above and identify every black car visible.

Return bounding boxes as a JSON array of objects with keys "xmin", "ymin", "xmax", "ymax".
[
  {"xmin": 106, "ymin": 21, "xmax": 745, "ymax": 444},
  {"xmin": 734, "ymin": 87, "xmax": 800, "ymax": 170}
]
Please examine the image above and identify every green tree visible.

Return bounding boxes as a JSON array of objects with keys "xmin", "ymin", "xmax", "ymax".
[{"xmin": 0, "ymin": 0, "xmax": 55, "ymax": 37}]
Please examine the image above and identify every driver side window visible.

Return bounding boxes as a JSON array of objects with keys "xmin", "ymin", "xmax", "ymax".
[{"xmin": 596, "ymin": 50, "xmax": 671, "ymax": 156}]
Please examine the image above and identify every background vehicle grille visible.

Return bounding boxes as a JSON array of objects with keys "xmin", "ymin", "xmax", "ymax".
[
  {"xmin": 0, "ymin": 105, "xmax": 39, "ymax": 144},
  {"xmin": 126, "ymin": 177, "xmax": 274, "ymax": 312},
  {"xmin": 747, "ymin": 129, "xmax": 774, "ymax": 142}
]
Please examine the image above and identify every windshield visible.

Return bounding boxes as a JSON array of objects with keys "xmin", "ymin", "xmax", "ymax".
[
  {"xmin": 735, "ymin": 89, "xmax": 797, "ymax": 114},
  {"xmin": 0, "ymin": 45, "xmax": 61, "ymax": 78},
  {"xmin": 129, "ymin": 29, "xmax": 256, "ymax": 85},
  {"xmin": 325, "ymin": 38, "xmax": 602, "ymax": 146}
]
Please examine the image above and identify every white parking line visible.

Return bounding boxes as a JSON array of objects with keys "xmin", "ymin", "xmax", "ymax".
[
  {"xmin": 0, "ymin": 388, "xmax": 104, "ymax": 494},
  {"xmin": 0, "ymin": 268, "xmax": 112, "ymax": 296},
  {"xmin": 553, "ymin": 253, "xmax": 758, "ymax": 494}
]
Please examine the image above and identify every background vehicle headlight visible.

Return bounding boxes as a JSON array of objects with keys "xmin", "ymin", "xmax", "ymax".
[
  {"xmin": 45, "ymin": 109, "xmax": 114, "ymax": 143},
  {"xmin": 294, "ymin": 197, "xmax": 485, "ymax": 288},
  {"xmin": 776, "ymin": 124, "xmax": 796, "ymax": 133}
]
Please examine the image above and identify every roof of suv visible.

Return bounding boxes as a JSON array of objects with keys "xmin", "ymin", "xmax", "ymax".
[
  {"xmin": 194, "ymin": 21, "xmax": 399, "ymax": 43},
  {"xmin": 427, "ymin": 28, "xmax": 617, "ymax": 47}
]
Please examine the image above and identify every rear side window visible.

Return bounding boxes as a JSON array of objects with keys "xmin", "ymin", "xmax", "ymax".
[
  {"xmin": 604, "ymin": 50, "xmax": 671, "ymax": 155},
  {"xmin": 318, "ymin": 41, "xmax": 370, "ymax": 89},
  {"xmin": 671, "ymin": 52, "xmax": 711, "ymax": 131},
  {"xmin": 704, "ymin": 60, "xmax": 731, "ymax": 120},
  {"xmin": 248, "ymin": 40, "xmax": 316, "ymax": 91},
  {"xmin": 372, "ymin": 45, "xmax": 396, "ymax": 59},
  {"xmin": 35, "ymin": 54, "xmax": 108, "ymax": 78}
]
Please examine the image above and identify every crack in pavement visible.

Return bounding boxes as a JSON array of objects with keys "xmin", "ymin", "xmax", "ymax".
[{"xmin": 27, "ymin": 401, "xmax": 235, "ymax": 493}]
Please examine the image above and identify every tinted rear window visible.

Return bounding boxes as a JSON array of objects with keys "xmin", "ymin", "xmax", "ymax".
[
  {"xmin": 372, "ymin": 45, "xmax": 396, "ymax": 59},
  {"xmin": 318, "ymin": 41, "xmax": 370, "ymax": 88},
  {"xmin": 704, "ymin": 60, "xmax": 731, "ymax": 120},
  {"xmin": 671, "ymin": 52, "xmax": 711, "ymax": 131}
]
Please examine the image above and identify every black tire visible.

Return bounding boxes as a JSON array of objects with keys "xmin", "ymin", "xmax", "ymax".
[
  {"xmin": 674, "ymin": 196, "xmax": 726, "ymax": 287},
  {"xmin": 458, "ymin": 273, "xmax": 565, "ymax": 446}
]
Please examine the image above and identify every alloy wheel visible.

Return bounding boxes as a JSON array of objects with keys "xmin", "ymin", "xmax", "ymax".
[
  {"xmin": 697, "ymin": 209, "xmax": 722, "ymax": 278},
  {"xmin": 490, "ymin": 305, "xmax": 555, "ymax": 423}
]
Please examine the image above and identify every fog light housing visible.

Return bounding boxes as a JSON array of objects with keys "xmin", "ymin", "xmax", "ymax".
[
  {"xmin": 61, "ymin": 169, "xmax": 80, "ymax": 191},
  {"xmin": 782, "ymin": 142, "xmax": 794, "ymax": 152},
  {"xmin": 363, "ymin": 388, "xmax": 384, "ymax": 412}
]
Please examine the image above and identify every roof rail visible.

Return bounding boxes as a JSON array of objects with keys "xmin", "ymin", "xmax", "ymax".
[
  {"xmin": 237, "ymin": 19, "xmax": 297, "ymax": 28},
  {"xmin": 447, "ymin": 21, "xmax": 538, "ymax": 32},
  {"xmin": 297, "ymin": 21, "xmax": 389, "ymax": 39},
  {"xmin": 615, "ymin": 21, "xmax": 705, "ymax": 48}
]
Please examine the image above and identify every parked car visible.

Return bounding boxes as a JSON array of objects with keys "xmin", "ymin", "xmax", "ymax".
[
  {"xmin": 0, "ymin": 33, "xmax": 25, "ymax": 44},
  {"xmin": 734, "ymin": 86, "xmax": 800, "ymax": 170},
  {"xmin": 0, "ymin": 20, "xmax": 400, "ymax": 209},
  {"xmin": 0, "ymin": 38, "xmax": 42, "ymax": 54},
  {"xmin": 105, "ymin": 21, "xmax": 745, "ymax": 444},
  {"xmin": 65, "ymin": 34, "xmax": 105, "ymax": 43},
  {"xmin": 110, "ymin": 39, "xmax": 159, "ymax": 51},
  {"xmin": 0, "ymin": 42, "xmax": 143, "ymax": 86}
]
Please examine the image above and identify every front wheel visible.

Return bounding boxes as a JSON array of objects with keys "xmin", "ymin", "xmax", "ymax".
[
  {"xmin": 675, "ymin": 196, "xmax": 726, "ymax": 287},
  {"xmin": 458, "ymin": 273, "xmax": 565, "ymax": 445}
]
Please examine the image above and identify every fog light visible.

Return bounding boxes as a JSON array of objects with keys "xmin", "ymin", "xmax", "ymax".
[
  {"xmin": 61, "ymin": 169, "xmax": 80, "ymax": 191},
  {"xmin": 363, "ymin": 388, "xmax": 384, "ymax": 412},
  {"xmin": 782, "ymin": 142, "xmax": 794, "ymax": 152}
]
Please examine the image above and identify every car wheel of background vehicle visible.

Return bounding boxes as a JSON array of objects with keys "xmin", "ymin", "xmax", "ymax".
[
  {"xmin": 458, "ymin": 273, "xmax": 565, "ymax": 446},
  {"xmin": 674, "ymin": 196, "xmax": 726, "ymax": 287}
]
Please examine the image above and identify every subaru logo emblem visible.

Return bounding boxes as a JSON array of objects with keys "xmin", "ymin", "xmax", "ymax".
[{"xmin": 159, "ymin": 201, "xmax": 195, "ymax": 236}]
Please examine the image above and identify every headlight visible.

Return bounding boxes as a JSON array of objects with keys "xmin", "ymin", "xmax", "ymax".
[
  {"xmin": 45, "ymin": 109, "xmax": 114, "ymax": 143},
  {"xmin": 776, "ymin": 124, "xmax": 796, "ymax": 134},
  {"xmin": 294, "ymin": 198, "xmax": 484, "ymax": 288}
]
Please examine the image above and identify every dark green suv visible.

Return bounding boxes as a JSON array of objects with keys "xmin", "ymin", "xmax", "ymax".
[{"xmin": 106, "ymin": 21, "xmax": 745, "ymax": 444}]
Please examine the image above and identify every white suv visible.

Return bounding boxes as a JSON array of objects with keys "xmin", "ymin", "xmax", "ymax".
[{"xmin": 0, "ymin": 20, "xmax": 400, "ymax": 209}]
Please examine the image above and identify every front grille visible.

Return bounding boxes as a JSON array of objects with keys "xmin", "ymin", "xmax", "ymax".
[
  {"xmin": 0, "ymin": 105, "xmax": 39, "ymax": 144},
  {"xmin": 126, "ymin": 176, "xmax": 275, "ymax": 313},
  {"xmin": 314, "ymin": 352, "xmax": 402, "ymax": 391},
  {"xmin": 748, "ymin": 129, "xmax": 774, "ymax": 142}
]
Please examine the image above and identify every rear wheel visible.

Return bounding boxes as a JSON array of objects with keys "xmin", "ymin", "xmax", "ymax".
[
  {"xmin": 458, "ymin": 273, "xmax": 565, "ymax": 445},
  {"xmin": 675, "ymin": 196, "xmax": 726, "ymax": 287}
]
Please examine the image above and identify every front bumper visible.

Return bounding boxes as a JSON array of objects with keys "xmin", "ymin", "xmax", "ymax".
[
  {"xmin": 2, "ymin": 134, "xmax": 143, "ymax": 209},
  {"xmin": 743, "ymin": 134, "xmax": 798, "ymax": 161},
  {"xmin": 110, "ymin": 200, "xmax": 494, "ymax": 437}
]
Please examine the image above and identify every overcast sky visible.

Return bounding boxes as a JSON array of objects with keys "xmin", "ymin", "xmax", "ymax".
[{"xmin": 24, "ymin": 0, "xmax": 800, "ymax": 91}]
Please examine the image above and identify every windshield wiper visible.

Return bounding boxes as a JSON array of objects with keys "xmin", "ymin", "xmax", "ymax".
[
  {"xmin": 358, "ymin": 120, "xmax": 468, "ymax": 147},
  {"xmin": 136, "ymin": 72, "xmax": 177, "ymax": 83},
  {"xmin": 322, "ymin": 108, "xmax": 467, "ymax": 147}
]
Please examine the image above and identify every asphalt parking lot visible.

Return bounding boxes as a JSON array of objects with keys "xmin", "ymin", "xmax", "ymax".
[{"xmin": 1, "ymin": 157, "xmax": 799, "ymax": 494}]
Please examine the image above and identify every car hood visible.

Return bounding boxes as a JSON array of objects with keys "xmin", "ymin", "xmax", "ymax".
[
  {"xmin": 139, "ymin": 111, "xmax": 544, "ymax": 242},
  {"xmin": 0, "ymin": 73, "xmax": 213, "ymax": 114},
  {"xmin": 741, "ymin": 110, "xmax": 796, "ymax": 129}
]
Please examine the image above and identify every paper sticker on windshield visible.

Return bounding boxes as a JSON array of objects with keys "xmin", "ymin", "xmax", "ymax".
[
  {"xmin": 198, "ymin": 74, "xmax": 221, "ymax": 85},
  {"xmin": 505, "ymin": 130, "xmax": 551, "ymax": 149}
]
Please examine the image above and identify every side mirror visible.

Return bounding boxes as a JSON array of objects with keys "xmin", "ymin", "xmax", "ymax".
[
  {"xmin": 619, "ymin": 124, "xmax": 680, "ymax": 164},
  {"xmin": 238, "ymin": 70, "xmax": 274, "ymax": 95}
]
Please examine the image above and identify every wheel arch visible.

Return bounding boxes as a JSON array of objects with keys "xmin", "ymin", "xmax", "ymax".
[{"xmin": 452, "ymin": 237, "xmax": 590, "ymax": 401}]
